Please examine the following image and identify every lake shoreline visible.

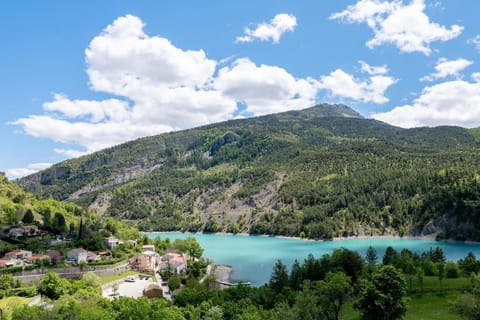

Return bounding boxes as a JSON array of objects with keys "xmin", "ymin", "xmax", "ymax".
[
  {"xmin": 148, "ymin": 231, "xmax": 480, "ymax": 286},
  {"xmin": 147, "ymin": 231, "xmax": 480, "ymax": 244}
]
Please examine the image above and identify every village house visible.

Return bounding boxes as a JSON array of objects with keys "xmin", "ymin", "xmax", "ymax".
[
  {"xmin": 159, "ymin": 253, "xmax": 187, "ymax": 274},
  {"xmin": 129, "ymin": 251, "xmax": 157, "ymax": 272},
  {"xmin": 4, "ymin": 249, "xmax": 32, "ymax": 260},
  {"xmin": 8, "ymin": 228, "xmax": 24, "ymax": 238},
  {"xmin": 104, "ymin": 236, "xmax": 121, "ymax": 249},
  {"xmin": 0, "ymin": 258, "xmax": 16, "ymax": 268},
  {"xmin": 8, "ymin": 225, "xmax": 40, "ymax": 237},
  {"xmin": 86, "ymin": 251, "xmax": 99, "ymax": 263},
  {"xmin": 46, "ymin": 250, "xmax": 63, "ymax": 264},
  {"xmin": 67, "ymin": 248, "xmax": 88, "ymax": 263},
  {"xmin": 24, "ymin": 254, "xmax": 50, "ymax": 265},
  {"xmin": 142, "ymin": 244, "xmax": 155, "ymax": 252},
  {"xmin": 67, "ymin": 248, "xmax": 100, "ymax": 264}
]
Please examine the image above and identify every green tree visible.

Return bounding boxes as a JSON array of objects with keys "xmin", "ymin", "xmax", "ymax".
[
  {"xmin": 38, "ymin": 271, "xmax": 70, "ymax": 299},
  {"xmin": 354, "ymin": 265, "xmax": 408, "ymax": 320},
  {"xmin": 12, "ymin": 305, "xmax": 48, "ymax": 320},
  {"xmin": 318, "ymin": 272, "xmax": 352, "ymax": 320},
  {"xmin": 437, "ymin": 262, "xmax": 445, "ymax": 293},
  {"xmin": 168, "ymin": 274, "xmax": 181, "ymax": 291},
  {"xmin": 453, "ymin": 274, "xmax": 480, "ymax": 320},
  {"xmin": 458, "ymin": 252, "xmax": 480, "ymax": 275},
  {"xmin": 22, "ymin": 209, "xmax": 35, "ymax": 224},
  {"xmin": 382, "ymin": 246, "xmax": 397, "ymax": 265},
  {"xmin": 445, "ymin": 261, "xmax": 459, "ymax": 278},
  {"xmin": 184, "ymin": 237, "xmax": 204, "ymax": 261},
  {"xmin": 289, "ymin": 259, "xmax": 303, "ymax": 290},
  {"xmin": 269, "ymin": 260, "xmax": 289, "ymax": 295},
  {"xmin": 330, "ymin": 248, "xmax": 364, "ymax": 283},
  {"xmin": 366, "ymin": 246, "xmax": 378, "ymax": 267},
  {"xmin": 51, "ymin": 212, "xmax": 67, "ymax": 234},
  {"xmin": 416, "ymin": 267, "xmax": 425, "ymax": 294}
]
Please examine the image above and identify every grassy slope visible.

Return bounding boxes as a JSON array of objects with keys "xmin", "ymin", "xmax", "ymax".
[{"xmin": 0, "ymin": 296, "xmax": 30, "ymax": 320}]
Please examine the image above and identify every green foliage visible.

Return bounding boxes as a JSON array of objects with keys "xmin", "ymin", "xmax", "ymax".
[
  {"xmin": 366, "ymin": 246, "xmax": 378, "ymax": 267},
  {"xmin": 21, "ymin": 209, "xmax": 34, "ymax": 224},
  {"xmin": 453, "ymin": 274, "xmax": 480, "ymax": 320},
  {"xmin": 38, "ymin": 271, "xmax": 71, "ymax": 300},
  {"xmin": 445, "ymin": 261, "xmax": 460, "ymax": 278},
  {"xmin": 269, "ymin": 260, "xmax": 289, "ymax": 294},
  {"xmin": 168, "ymin": 274, "xmax": 182, "ymax": 291},
  {"xmin": 354, "ymin": 265, "xmax": 408, "ymax": 320},
  {"xmin": 317, "ymin": 272, "xmax": 352, "ymax": 320},
  {"xmin": 14, "ymin": 104, "xmax": 480, "ymax": 239}
]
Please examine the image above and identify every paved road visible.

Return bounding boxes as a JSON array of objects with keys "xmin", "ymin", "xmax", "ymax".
[{"xmin": 103, "ymin": 276, "xmax": 153, "ymax": 299}]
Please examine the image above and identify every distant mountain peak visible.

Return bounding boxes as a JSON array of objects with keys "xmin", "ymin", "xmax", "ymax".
[
  {"xmin": 305, "ymin": 103, "xmax": 363, "ymax": 118},
  {"xmin": 275, "ymin": 103, "xmax": 363, "ymax": 121}
]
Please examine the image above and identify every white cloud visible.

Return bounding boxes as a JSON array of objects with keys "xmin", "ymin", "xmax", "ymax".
[
  {"xmin": 12, "ymin": 14, "xmax": 326, "ymax": 159},
  {"xmin": 420, "ymin": 58, "xmax": 473, "ymax": 81},
  {"xmin": 330, "ymin": 0, "xmax": 463, "ymax": 55},
  {"xmin": 6, "ymin": 163, "xmax": 52, "ymax": 180},
  {"xmin": 44, "ymin": 93, "xmax": 131, "ymax": 123},
  {"xmin": 318, "ymin": 61, "xmax": 396, "ymax": 104},
  {"xmin": 86, "ymin": 15, "xmax": 216, "ymax": 92},
  {"xmin": 215, "ymin": 58, "xmax": 319, "ymax": 115},
  {"xmin": 359, "ymin": 60, "xmax": 388, "ymax": 75},
  {"xmin": 468, "ymin": 35, "xmax": 480, "ymax": 52},
  {"xmin": 53, "ymin": 148, "xmax": 88, "ymax": 158},
  {"xmin": 472, "ymin": 72, "xmax": 480, "ymax": 82},
  {"xmin": 372, "ymin": 79, "xmax": 480, "ymax": 127},
  {"xmin": 12, "ymin": 115, "xmax": 173, "ymax": 153},
  {"xmin": 236, "ymin": 13, "xmax": 297, "ymax": 44},
  {"xmin": 13, "ymin": 15, "xmax": 237, "ymax": 155}
]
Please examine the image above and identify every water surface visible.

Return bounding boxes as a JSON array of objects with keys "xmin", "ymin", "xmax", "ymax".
[{"xmin": 148, "ymin": 232, "xmax": 480, "ymax": 286}]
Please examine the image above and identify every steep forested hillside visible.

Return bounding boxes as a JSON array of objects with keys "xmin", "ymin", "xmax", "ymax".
[
  {"xmin": 0, "ymin": 172, "xmax": 138, "ymax": 252},
  {"xmin": 17, "ymin": 104, "xmax": 480, "ymax": 240}
]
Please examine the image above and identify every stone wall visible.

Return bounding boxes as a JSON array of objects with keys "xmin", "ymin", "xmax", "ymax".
[{"xmin": 13, "ymin": 261, "xmax": 130, "ymax": 284}]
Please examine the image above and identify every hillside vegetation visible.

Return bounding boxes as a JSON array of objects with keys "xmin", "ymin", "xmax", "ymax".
[
  {"xmin": 0, "ymin": 172, "xmax": 138, "ymax": 252},
  {"xmin": 17, "ymin": 104, "xmax": 480, "ymax": 240}
]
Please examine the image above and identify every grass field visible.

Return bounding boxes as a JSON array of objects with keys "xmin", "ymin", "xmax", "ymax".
[
  {"xmin": 341, "ymin": 277, "xmax": 469, "ymax": 320},
  {"xmin": 408, "ymin": 276, "xmax": 471, "ymax": 292},
  {"xmin": 0, "ymin": 296, "xmax": 30, "ymax": 320},
  {"xmin": 342, "ymin": 292, "xmax": 462, "ymax": 320}
]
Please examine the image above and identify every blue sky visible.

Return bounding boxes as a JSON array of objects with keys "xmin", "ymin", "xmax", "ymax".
[{"xmin": 1, "ymin": 0, "xmax": 480, "ymax": 178}]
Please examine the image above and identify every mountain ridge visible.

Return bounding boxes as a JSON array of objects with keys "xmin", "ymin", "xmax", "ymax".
[{"xmin": 17, "ymin": 103, "xmax": 480, "ymax": 240}]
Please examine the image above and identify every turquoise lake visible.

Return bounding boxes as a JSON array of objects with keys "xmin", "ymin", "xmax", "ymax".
[{"xmin": 148, "ymin": 232, "xmax": 480, "ymax": 286}]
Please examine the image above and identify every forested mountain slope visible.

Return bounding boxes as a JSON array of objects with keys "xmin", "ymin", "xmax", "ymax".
[
  {"xmin": 17, "ymin": 104, "xmax": 480, "ymax": 240},
  {"xmin": 0, "ymin": 171, "xmax": 138, "ymax": 252}
]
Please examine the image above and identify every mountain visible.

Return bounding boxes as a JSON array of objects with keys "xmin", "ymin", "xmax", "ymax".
[{"xmin": 17, "ymin": 104, "xmax": 480, "ymax": 240}]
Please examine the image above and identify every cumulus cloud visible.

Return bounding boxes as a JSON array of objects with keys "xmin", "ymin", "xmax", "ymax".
[
  {"xmin": 12, "ymin": 15, "xmax": 238, "ymax": 155},
  {"xmin": 330, "ymin": 0, "xmax": 463, "ymax": 55},
  {"xmin": 472, "ymin": 72, "xmax": 480, "ymax": 82},
  {"xmin": 318, "ymin": 61, "xmax": 396, "ymax": 104},
  {"xmin": 236, "ymin": 13, "xmax": 297, "ymax": 44},
  {"xmin": 359, "ymin": 60, "xmax": 388, "ymax": 75},
  {"xmin": 215, "ymin": 58, "xmax": 319, "ymax": 115},
  {"xmin": 420, "ymin": 58, "xmax": 473, "ymax": 82},
  {"xmin": 6, "ymin": 163, "xmax": 52, "ymax": 180},
  {"xmin": 372, "ymin": 78, "xmax": 480, "ymax": 127},
  {"xmin": 53, "ymin": 148, "xmax": 88, "ymax": 158},
  {"xmin": 43, "ymin": 93, "xmax": 131, "ymax": 123},
  {"xmin": 468, "ymin": 35, "xmax": 480, "ymax": 52},
  {"xmin": 12, "ymin": 14, "xmax": 326, "ymax": 158}
]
